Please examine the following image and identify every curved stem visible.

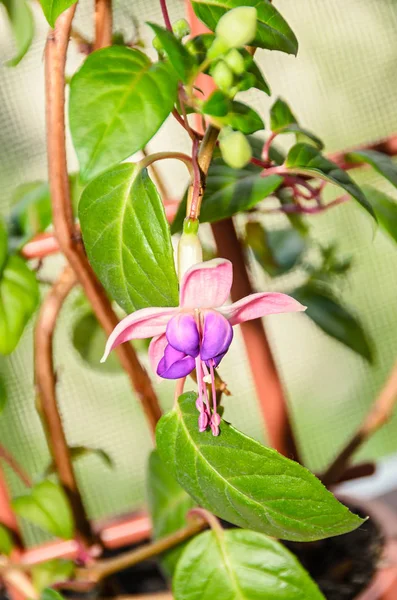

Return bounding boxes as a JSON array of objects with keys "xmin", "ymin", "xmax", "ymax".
[
  {"xmin": 138, "ymin": 151, "xmax": 194, "ymax": 180},
  {"xmin": 159, "ymin": 0, "xmax": 172, "ymax": 31},
  {"xmin": 0, "ymin": 446, "xmax": 32, "ymax": 489},
  {"xmin": 45, "ymin": 5, "xmax": 163, "ymax": 437}
]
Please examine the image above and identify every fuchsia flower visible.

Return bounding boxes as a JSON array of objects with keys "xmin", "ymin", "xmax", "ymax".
[{"xmin": 102, "ymin": 259, "xmax": 305, "ymax": 436}]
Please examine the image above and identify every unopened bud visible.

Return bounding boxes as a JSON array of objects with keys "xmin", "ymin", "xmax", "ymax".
[
  {"xmin": 152, "ymin": 35, "xmax": 165, "ymax": 57},
  {"xmin": 224, "ymin": 49, "xmax": 245, "ymax": 75},
  {"xmin": 220, "ymin": 130, "xmax": 252, "ymax": 169},
  {"xmin": 172, "ymin": 18, "xmax": 190, "ymax": 39},
  {"xmin": 212, "ymin": 60, "xmax": 234, "ymax": 92},
  {"xmin": 216, "ymin": 7, "xmax": 257, "ymax": 49},
  {"xmin": 178, "ymin": 219, "xmax": 203, "ymax": 279}
]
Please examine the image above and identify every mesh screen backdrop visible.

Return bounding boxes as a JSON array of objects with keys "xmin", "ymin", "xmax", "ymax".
[{"xmin": 1, "ymin": 0, "xmax": 397, "ymax": 545}]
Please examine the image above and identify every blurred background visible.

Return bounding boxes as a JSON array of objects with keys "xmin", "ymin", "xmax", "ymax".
[{"xmin": 1, "ymin": 0, "xmax": 397, "ymax": 545}]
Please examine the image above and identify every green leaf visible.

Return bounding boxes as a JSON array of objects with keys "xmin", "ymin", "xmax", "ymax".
[
  {"xmin": 147, "ymin": 451, "xmax": 195, "ymax": 576},
  {"xmin": 0, "ymin": 523, "xmax": 14, "ymax": 556},
  {"xmin": 245, "ymin": 222, "xmax": 305, "ymax": 276},
  {"xmin": 172, "ymin": 158, "xmax": 282, "ymax": 232},
  {"xmin": 362, "ymin": 185, "xmax": 397, "ymax": 244},
  {"xmin": 41, "ymin": 589, "xmax": 65, "ymax": 600},
  {"xmin": 156, "ymin": 393, "xmax": 364, "ymax": 542},
  {"xmin": 0, "ymin": 255, "xmax": 39, "ymax": 355},
  {"xmin": 191, "ymin": 0, "xmax": 298, "ymax": 55},
  {"xmin": 270, "ymin": 98, "xmax": 323, "ymax": 149},
  {"xmin": 286, "ymin": 143, "xmax": 375, "ymax": 219},
  {"xmin": 292, "ymin": 283, "xmax": 373, "ymax": 362},
  {"xmin": 147, "ymin": 23, "xmax": 196, "ymax": 83},
  {"xmin": 44, "ymin": 445, "xmax": 113, "ymax": 477},
  {"xmin": 32, "ymin": 559, "xmax": 75, "ymax": 593},
  {"xmin": 202, "ymin": 90, "xmax": 230, "ymax": 117},
  {"xmin": 0, "ymin": 220, "xmax": 8, "ymax": 273},
  {"xmin": 8, "ymin": 181, "xmax": 52, "ymax": 249},
  {"xmin": 38, "ymin": 0, "xmax": 75, "ymax": 27},
  {"xmin": 69, "ymin": 47, "xmax": 179, "ymax": 181},
  {"xmin": 79, "ymin": 163, "xmax": 179, "ymax": 313},
  {"xmin": 72, "ymin": 311, "xmax": 121, "ymax": 373},
  {"xmin": 346, "ymin": 149, "xmax": 397, "ymax": 188},
  {"xmin": 1, "ymin": 0, "xmax": 34, "ymax": 66},
  {"xmin": 12, "ymin": 480, "xmax": 74, "ymax": 540},
  {"xmin": 244, "ymin": 57, "xmax": 270, "ymax": 95},
  {"xmin": 174, "ymin": 528, "xmax": 325, "ymax": 600},
  {"xmin": 0, "ymin": 377, "xmax": 7, "ymax": 416},
  {"xmin": 218, "ymin": 101, "xmax": 264, "ymax": 134}
]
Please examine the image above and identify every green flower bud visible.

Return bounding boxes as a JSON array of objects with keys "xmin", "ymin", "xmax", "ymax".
[
  {"xmin": 172, "ymin": 18, "xmax": 190, "ymax": 39},
  {"xmin": 216, "ymin": 7, "xmax": 257, "ymax": 49},
  {"xmin": 178, "ymin": 230, "xmax": 203, "ymax": 279},
  {"xmin": 207, "ymin": 36, "xmax": 230, "ymax": 60},
  {"xmin": 224, "ymin": 49, "xmax": 245, "ymax": 75},
  {"xmin": 212, "ymin": 60, "xmax": 234, "ymax": 92},
  {"xmin": 152, "ymin": 35, "xmax": 165, "ymax": 57},
  {"xmin": 220, "ymin": 130, "xmax": 252, "ymax": 169}
]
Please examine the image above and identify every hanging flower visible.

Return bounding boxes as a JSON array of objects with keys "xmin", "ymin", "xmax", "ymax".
[{"xmin": 101, "ymin": 259, "xmax": 306, "ymax": 436}]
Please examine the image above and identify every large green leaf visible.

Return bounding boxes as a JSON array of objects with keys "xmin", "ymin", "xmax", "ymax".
[
  {"xmin": 69, "ymin": 47, "xmax": 179, "ymax": 181},
  {"xmin": 38, "ymin": 0, "xmax": 76, "ymax": 26},
  {"xmin": 346, "ymin": 149, "xmax": 397, "ymax": 188},
  {"xmin": 172, "ymin": 158, "xmax": 282, "ymax": 232},
  {"xmin": 270, "ymin": 98, "xmax": 323, "ymax": 149},
  {"xmin": 79, "ymin": 163, "xmax": 179, "ymax": 313},
  {"xmin": 286, "ymin": 143, "xmax": 375, "ymax": 218},
  {"xmin": 147, "ymin": 23, "xmax": 196, "ymax": 83},
  {"xmin": 72, "ymin": 311, "xmax": 121, "ymax": 373},
  {"xmin": 0, "ymin": 523, "xmax": 14, "ymax": 556},
  {"xmin": 1, "ymin": 0, "xmax": 34, "ymax": 66},
  {"xmin": 292, "ymin": 282, "xmax": 373, "ymax": 362},
  {"xmin": 8, "ymin": 181, "xmax": 52, "ymax": 249},
  {"xmin": 174, "ymin": 528, "xmax": 325, "ymax": 600},
  {"xmin": 0, "ymin": 255, "xmax": 39, "ymax": 355},
  {"xmin": 147, "ymin": 451, "xmax": 195, "ymax": 576},
  {"xmin": 362, "ymin": 185, "xmax": 397, "ymax": 244},
  {"xmin": 245, "ymin": 222, "xmax": 306, "ymax": 276},
  {"xmin": 12, "ymin": 480, "xmax": 74, "ymax": 540},
  {"xmin": 156, "ymin": 393, "xmax": 364, "ymax": 542},
  {"xmin": 191, "ymin": 0, "xmax": 298, "ymax": 55}
]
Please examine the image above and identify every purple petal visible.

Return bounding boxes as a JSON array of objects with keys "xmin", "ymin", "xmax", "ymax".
[
  {"xmin": 166, "ymin": 312, "xmax": 200, "ymax": 357},
  {"xmin": 200, "ymin": 310, "xmax": 233, "ymax": 363},
  {"xmin": 157, "ymin": 344, "xmax": 195, "ymax": 379}
]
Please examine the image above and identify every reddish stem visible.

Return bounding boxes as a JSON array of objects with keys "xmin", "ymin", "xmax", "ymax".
[
  {"xmin": 0, "ymin": 446, "xmax": 32, "ymax": 489},
  {"xmin": 159, "ymin": 0, "xmax": 172, "ymax": 31}
]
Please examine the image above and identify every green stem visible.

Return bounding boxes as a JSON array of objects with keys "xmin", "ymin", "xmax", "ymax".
[{"xmin": 138, "ymin": 151, "xmax": 194, "ymax": 180}]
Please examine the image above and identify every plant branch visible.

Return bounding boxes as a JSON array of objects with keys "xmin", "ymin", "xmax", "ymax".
[
  {"xmin": 34, "ymin": 265, "xmax": 95, "ymax": 544},
  {"xmin": 44, "ymin": 6, "xmax": 163, "ymax": 437},
  {"xmin": 322, "ymin": 360, "xmax": 397, "ymax": 487},
  {"xmin": 77, "ymin": 518, "xmax": 206, "ymax": 583},
  {"xmin": 138, "ymin": 151, "xmax": 194, "ymax": 179},
  {"xmin": 94, "ymin": 0, "xmax": 112, "ymax": 50},
  {"xmin": 159, "ymin": 0, "xmax": 172, "ymax": 31},
  {"xmin": 0, "ymin": 446, "xmax": 32, "ymax": 489}
]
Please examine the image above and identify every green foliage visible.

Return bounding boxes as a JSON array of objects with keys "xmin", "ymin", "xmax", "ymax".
[
  {"xmin": 41, "ymin": 588, "xmax": 65, "ymax": 600},
  {"xmin": 245, "ymin": 222, "xmax": 306, "ymax": 276},
  {"xmin": 174, "ymin": 528, "xmax": 325, "ymax": 600},
  {"xmin": 0, "ymin": 523, "xmax": 14, "ymax": 556},
  {"xmin": 72, "ymin": 311, "xmax": 121, "ymax": 373},
  {"xmin": 147, "ymin": 451, "xmax": 195, "ymax": 576},
  {"xmin": 363, "ymin": 185, "xmax": 397, "ymax": 244},
  {"xmin": 79, "ymin": 163, "xmax": 179, "ymax": 313},
  {"xmin": 292, "ymin": 282, "xmax": 373, "ymax": 362},
  {"xmin": 156, "ymin": 393, "xmax": 364, "ymax": 542},
  {"xmin": 286, "ymin": 143, "xmax": 375, "ymax": 218},
  {"xmin": 0, "ymin": 220, "xmax": 8, "ymax": 273},
  {"xmin": 32, "ymin": 559, "xmax": 75, "ymax": 592},
  {"xmin": 0, "ymin": 255, "xmax": 39, "ymax": 355},
  {"xmin": 38, "ymin": 0, "xmax": 76, "ymax": 26},
  {"xmin": 346, "ymin": 149, "xmax": 397, "ymax": 188},
  {"xmin": 0, "ymin": 377, "xmax": 7, "ymax": 415},
  {"xmin": 1, "ymin": 0, "xmax": 34, "ymax": 66},
  {"xmin": 217, "ymin": 101, "xmax": 264, "ymax": 134},
  {"xmin": 172, "ymin": 158, "xmax": 282, "ymax": 232},
  {"xmin": 270, "ymin": 98, "xmax": 323, "ymax": 149},
  {"xmin": 8, "ymin": 181, "xmax": 52, "ymax": 249},
  {"xmin": 69, "ymin": 47, "xmax": 179, "ymax": 181},
  {"xmin": 147, "ymin": 23, "xmax": 196, "ymax": 83},
  {"xmin": 202, "ymin": 91, "xmax": 230, "ymax": 117},
  {"xmin": 191, "ymin": 0, "xmax": 298, "ymax": 55},
  {"xmin": 12, "ymin": 480, "xmax": 74, "ymax": 540}
]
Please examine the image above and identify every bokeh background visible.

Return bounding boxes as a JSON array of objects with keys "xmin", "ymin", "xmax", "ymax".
[{"xmin": 1, "ymin": 0, "xmax": 397, "ymax": 544}]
